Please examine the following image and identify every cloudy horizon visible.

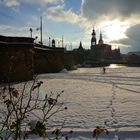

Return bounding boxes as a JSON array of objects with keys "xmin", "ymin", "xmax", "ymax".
[{"xmin": 0, "ymin": 0, "xmax": 140, "ymax": 53}]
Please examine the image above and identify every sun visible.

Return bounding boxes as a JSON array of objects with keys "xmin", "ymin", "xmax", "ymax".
[{"xmin": 100, "ymin": 20, "xmax": 129, "ymax": 41}]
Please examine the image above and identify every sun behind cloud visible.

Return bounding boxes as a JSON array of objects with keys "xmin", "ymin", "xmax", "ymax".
[{"xmin": 100, "ymin": 20, "xmax": 129, "ymax": 41}]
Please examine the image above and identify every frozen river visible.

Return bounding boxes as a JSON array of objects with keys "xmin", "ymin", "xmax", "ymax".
[
  {"xmin": 38, "ymin": 65, "xmax": 140, "ymax": 139},
  {"xmin": 2, "ymin": 65, "xmax": 140, "ymax": 139}
]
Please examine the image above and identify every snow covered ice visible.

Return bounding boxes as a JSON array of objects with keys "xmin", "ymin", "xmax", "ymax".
[
  {"xmin": 38, "ymin": 65, "xmax": 140, "ymax": 139},
  {"xmin": 2, "ymin": 65, "xmax": 140, "ymax": 140}
]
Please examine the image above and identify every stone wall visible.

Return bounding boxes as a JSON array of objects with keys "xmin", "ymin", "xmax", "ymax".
[
  {"xmin": 0, "ymin": 36, "xmax": 76, "ymax": 83},
  {"xmin": 34, "ymin": 47, "xmax": 75, "ymax": 73},
  {"xmin": 0, "ymin": 42, "xmax": 34, "ymax": 83}
]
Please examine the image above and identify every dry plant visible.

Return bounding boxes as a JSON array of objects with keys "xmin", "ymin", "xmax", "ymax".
[
  {"xmin": 92, "ymin": 126, "xmax": 109, "ymax": 140},
  {"xmin": 0, "ymin": 76, "xmax": 72, "ymax": 140}
]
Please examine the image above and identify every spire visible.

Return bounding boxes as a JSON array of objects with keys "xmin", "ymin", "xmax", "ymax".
[
  {"xmin": 91, "ymin": 27, "xmax": 96, "ymax": 47},
  {"xmin": 79, "ymin": 41, "xmax": 82, "ymax": 48},
  {"xmin": 98, "ymin": 32, "xmax": 104, "ymax": 44},
  {"xmin": 78, "ymin": 41, "xmax": 84, "ymax": 51},
  {"xmin": 92, "ymin": 27, "xmax": 96, "ymax": 36}
]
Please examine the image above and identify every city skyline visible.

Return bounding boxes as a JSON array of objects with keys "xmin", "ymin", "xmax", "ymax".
[{"xmin": 0, "ymin": 0, "xmax": 140, "ymax": 53}]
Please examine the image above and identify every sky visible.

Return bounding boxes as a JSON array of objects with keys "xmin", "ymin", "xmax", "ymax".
[{"xmin": 0, "ymin": 0, "xmax": 140, "ymax": 53}]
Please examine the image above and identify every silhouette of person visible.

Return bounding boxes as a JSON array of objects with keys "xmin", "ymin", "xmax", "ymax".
[{"xmin": 103, "ymin": 67, "xmax": 106, "ymax": 74}]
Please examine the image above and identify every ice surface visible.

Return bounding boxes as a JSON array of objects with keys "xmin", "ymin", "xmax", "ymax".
[
  {"xmin": 2, "ymin": 65, "xmax": 140, "ymax": 140},
  {"xmin": 38, "ymin": 65, "xmax": 140, "ymax": 139}
]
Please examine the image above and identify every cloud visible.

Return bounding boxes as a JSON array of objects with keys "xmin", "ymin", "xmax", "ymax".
[
  {"xmin": 44, "ymin": 3, "xmax": 92, "ymax": 30},
  {"xmin": 125, "ymin": 24, "xmax": 140, "ymax": 42},
  {"xmin": 82, "ymin": 0, "xmax": 140, "ymax": 23},
  {"xmin": 44, "ymin": 4, "xmax": 92, "ymax": 30},
  {"xmin": 1, "ymin": 0, "xmax": 64, "ymax": 7},
  {"xmin": 0, "ymin": 24, "xmax": 12, "ymax": 32},
  {"xmin": 112, "ymin": 24, "xmax": 140, "ymax": 53},
  {"xmin": 0, "ymin": 24, "xmax": 30, "ymax": 37},
  {"xmin": 45, "ymin": 5, "xmax": 80, "ymax": 24},
  {"xmin": 44, "ymin": 3, "xmax": 94, "ymax": 44},
  {"xmin": 124, "ymin": 24, "xmax": 140, "ymax": 52},
  {"xmin": 23, "ymin": 0, "xmax": 64, "ymax": 7},
  {"xmin": 117, "ymin": 38, "xmax": 140, "ymax": 53},
  {"xmin": 2, "ymin": 0, "xmax": 19, "ymax": 7},
  {"xmin": 81, "ymin": 0, "xmax": 85, "ymax": 5}
]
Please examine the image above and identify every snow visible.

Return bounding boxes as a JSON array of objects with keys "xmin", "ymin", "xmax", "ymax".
[
  {"xmin": 38, "ymin": 65, "xmax": 140, "ymax": 139},
  {"xmin": 59, "ymin": 68, "xmax": 68, "ymax": 73},
  {"xmin": 1, "ymin": 64, "xmax": 140, "ymax": 139}
]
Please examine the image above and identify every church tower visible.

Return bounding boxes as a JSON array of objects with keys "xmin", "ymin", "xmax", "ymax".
[
  {"xmin": 78, "ymin": 41, "xmax": 84, "ymax": 51},
  {"xmin": 98, "ymin": 32, "xmax": 104, "ymax": 44},
  {"xmin": 79, "ymin": 41, "xmax": 83, "ymax": 49},
  {"xmin": 91, "ymin": 27, "xmax": 96, "ymax": 48}
]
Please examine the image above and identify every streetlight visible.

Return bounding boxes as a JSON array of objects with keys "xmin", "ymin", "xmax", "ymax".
[
  {"xmin": 49, "ymin": 37, "xmax": 51, "ymax": 47},
  {"xmin": 29, "ymin": 28, "xmax": 33, "ymax": 38}
]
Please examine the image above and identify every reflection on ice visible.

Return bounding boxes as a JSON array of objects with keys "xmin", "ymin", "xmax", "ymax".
[{"xmin": 107, "ymin": 64, "xmax": 126, "ymax": 68}]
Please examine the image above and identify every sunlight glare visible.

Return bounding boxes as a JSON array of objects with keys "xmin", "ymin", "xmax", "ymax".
[
  {"xmin": 100, "ymin": 20, "xmax": 129, "ymax": 41},
  {"xmin": 107, "ymin": 64, "xmax": 125, "ymax": 68}
]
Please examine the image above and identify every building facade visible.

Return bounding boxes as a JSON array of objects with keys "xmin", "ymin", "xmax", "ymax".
[
  {"xmin": 74, "ymin": 28, "xmax": 121, "ymax": 66},
  {"xmin": 91, "ymin": 28, "xmax": 114, "ymax": 61}
]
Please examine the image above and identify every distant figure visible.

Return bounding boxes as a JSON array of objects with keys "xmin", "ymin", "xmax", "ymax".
[{"xmin": 102, "ymin": 67, "xmax": 106, "ymax": 74}]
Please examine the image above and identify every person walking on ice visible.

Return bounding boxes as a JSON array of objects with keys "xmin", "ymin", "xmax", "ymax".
[{"xmin": 102, "ymin": 67, "xmax": 106, "ymax": 74}]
